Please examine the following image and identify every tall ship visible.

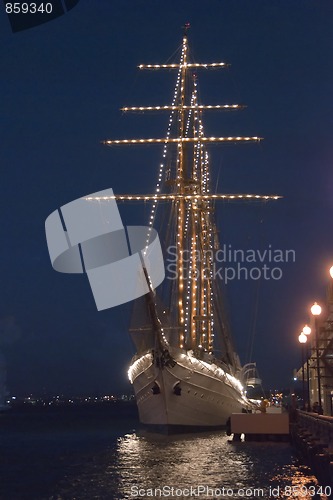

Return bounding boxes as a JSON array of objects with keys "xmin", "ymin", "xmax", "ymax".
[{"xmin": 103, "ymin": 26, "xmax": 280, "ymax": 432}]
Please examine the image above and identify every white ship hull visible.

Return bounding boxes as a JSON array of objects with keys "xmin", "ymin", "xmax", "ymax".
[{"xmin": 129, "ymin": 348, "xmax": 248, "ymax": 432}]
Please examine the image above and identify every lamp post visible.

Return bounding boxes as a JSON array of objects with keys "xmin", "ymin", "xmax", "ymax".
[
  {"xmin": 298, "ymin": 332, "xmax": 307, "ymax": 409},
  {"xmin": 311, "ymin": 302, "xmax": 322, "ymax": 413},
  {"xmin": 302, "ymin": 325, "xmax": 311, "ymax": 410}
]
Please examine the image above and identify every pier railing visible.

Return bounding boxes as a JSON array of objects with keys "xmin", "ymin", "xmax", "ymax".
[
  {"xmin": 297, "ymin": 411, "xmax": 333, "ymax": 449},
  {"xmin": 293, "ymin": 410, "xmax": 333, "ymax": 487}
]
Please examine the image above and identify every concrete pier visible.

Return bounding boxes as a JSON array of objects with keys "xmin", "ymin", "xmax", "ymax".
[{"xmin": 230, "ymin": 412, "xmax": 290, "ymax": 441}]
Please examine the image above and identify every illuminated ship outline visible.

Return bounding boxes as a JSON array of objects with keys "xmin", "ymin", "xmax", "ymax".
[{"xmin": 97, "ymin": 25, "xmax": 280, "ymax": 432}]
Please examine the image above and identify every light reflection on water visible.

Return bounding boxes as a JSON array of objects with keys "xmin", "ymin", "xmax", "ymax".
[{"xmin": 55, "ymin": 432, "xmax": 329, "ymax": 499}]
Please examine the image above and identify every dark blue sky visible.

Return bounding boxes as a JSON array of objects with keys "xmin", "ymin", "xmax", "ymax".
[{"xmin": 1, "ymin": 0, "xmax": 333, "ymax": 395}]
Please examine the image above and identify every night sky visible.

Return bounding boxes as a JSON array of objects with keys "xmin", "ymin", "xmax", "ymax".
[{"xmin": 1, "ymin": 0, "xmax": 333, "ymax": 396}]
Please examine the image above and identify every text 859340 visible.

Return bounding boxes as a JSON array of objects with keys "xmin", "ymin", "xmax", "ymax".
[{"xmin": 5, "ymin": 3, "xmax": 53, "ymax": 14}]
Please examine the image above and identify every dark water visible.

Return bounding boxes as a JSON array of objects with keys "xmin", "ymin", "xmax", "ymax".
[{"xmin": 0, "ymin": 404, "xmax": 330, "ymax": 499}]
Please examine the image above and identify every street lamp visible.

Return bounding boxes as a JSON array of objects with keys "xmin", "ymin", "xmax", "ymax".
[
  {"xmin": 310, "ymin": 302, "xmax": 322, "ymax": 413},
  {"xmin": 302, "ymin": 325, "xmax": 311, "ymax": 409},
  {"xmin": 298, "ymin": 332, "xmax": 307, "ymax": 409},
  {"xmin": 303, "ymin": 325, "xmax": 311, "ymax": 336}
]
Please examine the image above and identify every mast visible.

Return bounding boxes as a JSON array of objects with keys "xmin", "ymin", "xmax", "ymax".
[
  {"xmin": 176, "ymin": 30, "xmax": 188, "ymax": 348},
  {"xmin": 99, "ymin": 27, "xmax": 281, "ymax": 362}
]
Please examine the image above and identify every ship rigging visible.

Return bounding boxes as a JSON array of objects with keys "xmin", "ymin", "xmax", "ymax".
[{"xmin": 93, "ymin": 26, "xmax": 281, "ymax": 431}]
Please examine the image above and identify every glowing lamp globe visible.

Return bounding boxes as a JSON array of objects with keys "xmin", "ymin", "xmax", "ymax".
[
  {"xmin": 298, "ymin": 332, "xmax": 307, "ymax": 344},
  {"xmin": 303, "ymin": 325, "xmax": 311, "ymax": 335},
  {"xmin": 311, "ymin": 302, "xmax": 322, "ymax": 316},
  {"xmin": 330, "ymin": 266, "xmax": 333, "ymax": 279}
]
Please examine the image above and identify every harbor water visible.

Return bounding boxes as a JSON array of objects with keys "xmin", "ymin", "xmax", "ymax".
[{"xmin": 0, "ymin": 404, "xmax": 331, "ymax": 499}]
